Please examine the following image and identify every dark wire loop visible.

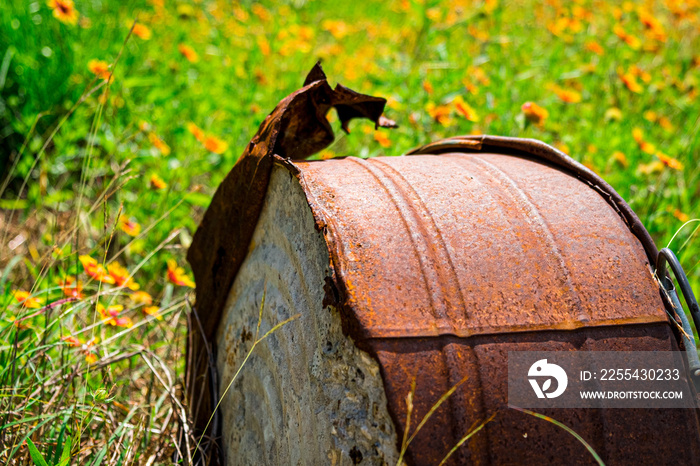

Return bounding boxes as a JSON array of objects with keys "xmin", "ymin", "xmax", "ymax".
[{"xmin": 656, "ymin": 248, "xmax": 700, "ymax": 385}]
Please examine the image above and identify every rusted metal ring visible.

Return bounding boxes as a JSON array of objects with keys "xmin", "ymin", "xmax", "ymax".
[{"xmin": 657, "ymin": 248, "xmax": 700, "ymax": 382}]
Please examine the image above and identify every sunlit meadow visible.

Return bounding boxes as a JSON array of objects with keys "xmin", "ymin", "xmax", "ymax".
[{"xmin": 0, "ymin": 0, "xmax": 698, "ymax": 463}]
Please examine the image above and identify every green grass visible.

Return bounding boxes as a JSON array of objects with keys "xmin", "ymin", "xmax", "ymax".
[{"xmin": 0, "ymin": 0, "xmax": 698, "ymax": 463}]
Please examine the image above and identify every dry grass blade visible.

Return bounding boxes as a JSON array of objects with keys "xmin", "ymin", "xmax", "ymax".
[
  {"xmin": 194, "ymin": 285, "xmax": 300, "ymax": 455},
  {"xmin": 509, "ymin": 406, "xmax": 605, "ymax": 466},
  {"xmin": 396, "ymin": 378, "xmax": 416, "ymax": 466},
  {"xmin": 666, "ymin": 219, "xmax": 700, "ymax": 250},
  {"xmin": 438, "ymin": 412, "xmax": 497, "ymax": 466},
  {"xmin": 396, "ymin": 374, "xmax": 470, "ymax": 465}
]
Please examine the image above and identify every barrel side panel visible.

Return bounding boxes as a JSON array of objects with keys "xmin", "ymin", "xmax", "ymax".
[{"xmin": 369, "ymin": 324, "xmax": 700, "ymax": 465}]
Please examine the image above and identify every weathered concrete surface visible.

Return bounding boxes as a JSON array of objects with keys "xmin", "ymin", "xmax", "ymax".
[{"xmin": 216, "ymin": 164, "xmax": 399, "ymax": 465}]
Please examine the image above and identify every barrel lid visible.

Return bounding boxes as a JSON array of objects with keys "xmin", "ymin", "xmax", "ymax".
[{"xmin": 290, "ymin": 143, "xmax": 667, "ymax": 342}]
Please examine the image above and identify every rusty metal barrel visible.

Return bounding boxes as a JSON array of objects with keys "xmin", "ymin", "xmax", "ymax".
[{"xmin": 188, "ymin": 133, "xmax": 700, "ymax": 465}]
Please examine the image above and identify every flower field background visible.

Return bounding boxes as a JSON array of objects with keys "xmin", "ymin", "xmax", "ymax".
[{"xmin": 0, "ymin": 0, "xmax": 698, "ymax": 463}]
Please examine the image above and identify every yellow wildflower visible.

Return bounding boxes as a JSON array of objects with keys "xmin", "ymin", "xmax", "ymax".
[{"xmin": 48, "ymin": 0, "xmax": 79, "ymax": 25}]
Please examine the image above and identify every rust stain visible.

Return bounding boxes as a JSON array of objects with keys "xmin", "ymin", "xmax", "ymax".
[{"xmin": 293, "ymin": 153, "xmax": 668, "ymax": 341}]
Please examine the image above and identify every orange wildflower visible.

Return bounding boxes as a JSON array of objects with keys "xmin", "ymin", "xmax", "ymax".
[
  {"xmin": 555, "ymin": 142, "xmax": 570, "ymax": 154},
  {"xmin": 321, "ymin": 19, "xmax": 350, "ymax": 39},
  {"xmin": 298, "ymin": 25, "xmax": 314, "ymax": 41},
  {"xmin": 97, "ymin": 303, "xmax": 133, "ymax": 328},
  {"xmin": 62, "ymin": 335, "xmax": 81, "ymax": 347},
  {"xmin": 656, "ymin": 152, "xmax": 684, "ymax": 170},
  {"xmin": 632, "ymin": 127, "xmax": 644, "ymax": 143},
  {"xmin": 625, "ymin": 35, "xmax": 641, "ymax": 50},
  {"xmin": 521, "ymin": 102, "xmax": 549, "ymax": 127},
  {"xmin": 630, "ymin": 65, "xmax": 651, "ymax": 83},
  {"xmin": 188, "ymin": 122, "xmax": 227, "ymax": 153},
  {"xmin": 585, "ymin": 41, "xmax": 604, "ymax": 55},
  {"xmin": 319, "ymin": 150, "xmax": 335, "ymax": 160},
  {"xmin": 131, "ymin": 291, "xmax": 161, "ymax": 319},
  {"xmin": 148, "ymin": 133, "xmax": 171, "ymax": 155},
  {"xmin": 149, "ymin": 173, "xmax": 167, "ymax": 190},
  {"xmin": 612, "ymin": 7, "xmax": 623, "ymax": 20},
  {"xmin": 62, "ymin": 335, "xmax": 99, "ymax": 363},
  {"xmin": 13, "ymin": 290, "xmax": 43, "ymax": 309},
  {"xmin": 426, "ymin": 102, "xmax": 453, "ymax": 126},
  {"xmin": 572, "ymin": 5, "xmax": 592, "ymax": 21},
  {"xmin": 59, "ymin": 277, "xmax": 84, "ymax": 299},
  {"xmin": 551, "ymin": 85, "xmax": 582, "ymax": 103},
  {"xmin": 673, "ymin": 209, "xmax": 690, "ymax": 223},
  {"xmin": 187, "ymin": 122, "xmax": 205, "ymax": 142},
  {"xmin": 580, "ymin": 62, "xmax": 597, "ymax": 74},
  {"xmin": 374, "ymin": 131, "xmax": 391, "ymax": 148},
  {"xmin": 484, "ymin": 0, "xmax": 498, "ymax": 13},
  {"xmin": 118, "ymin": 215, "xmax": 141, "ymax": 237},
  {"xmin": 254, "ymin": 69, "xmax": 267, "ymax": 85},
  {"xmin": 453, "ymin": 96, "xmax": 479, "ymax": 122},
  {"xmin": 582, "ymin": 158, "xmax": 597, "ymax": 173},
  {"xmin": 178, "ymin": 44, "xmax": 199, "ymax": 63},
  {"xmin": 468, "ymin": 24, "xmax": 489, "ymax": 42},
  {"xmin": 659, "ymin": 117, "xmax": 674, "ymax": 132},
  {"xmin": 619, "ymin": 71, "xmax": 643, "ymax": 93},
  {"xmin": 639, "ymin": 141, "xmax": 656, "ymax": 154},
  {"xmin": 611, "ymin": 151, "xmax": 629, "ymax": 168},
  {"xmin": 426, "ymin": 7, "xmax": 442, "ymax": 22},
  {"xmin": 278, "ymin": 36, "xmax": 312, "ymax": 57},
  {"xmin": 637, "ymin": 7, "xmax": 666, "ymax": 41},
  {"xmin": 131, "ymin": 291, "xmax": 153, "ymax": 306},
  {"xmin": 463, "ymin": 80, "xmax": 479, "ymax": 95},
  {"xmin": 204, "ymin": 136, "xmax": 228, "ymax": 154},
  {"xmin": 167, "ymin": 259, "xmax": 195, "ymax": 288},
  {"xmin": 638, "ymin": 160, "xmax": 665, "ymax": 175},
  {"xmin": 79, "ymin": 256, "xmax": 115, "ymax": 284},
  {"xmin": 233, "ymin": 5, "xmax": 249, "ymax": 21},
  {"xmin": 251, "ymin": 4, "xmax": 271, "ymax": 21},
  {"xmin": 632, "ymin": 128, "xmax": 657, "ymax": 154},
  {"xmin": 469, "ymin": 67, "xmax": 490, "ymax": 86},
  {"xmin": 143, "ymin": 306, "xmax": 163, "ymax": 320},
  {"xmin": 87, "ymin": 59, "xmax": 111, "ymax": 80},
  {"xmin": 257, "ymin": 37, "xmax": 271, "ymax": 56},
  {"xmin": 613, "ymin": 24, "xmax": 641, "ymax": 49},
  {"xmin": 552, "ymin": 16, "xmax": 583, "ymax": 36},
  {"xmin": 48, "ymin": 0, "xmax": 79, "ymax": 25},
  {"xmin": 132, "ymin": 23, "xmax": 151, "ymax": 40},
  {"xmin": 422, "ymin": 80, "xmax": 434, "ymax": 95},
  {"xmin": 605, "ymin": 107, "xmax": 623, "ymax": 121},
  {"xmin": 107, "ymin": 262, "xmax": 140, "ymax": 290}
]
